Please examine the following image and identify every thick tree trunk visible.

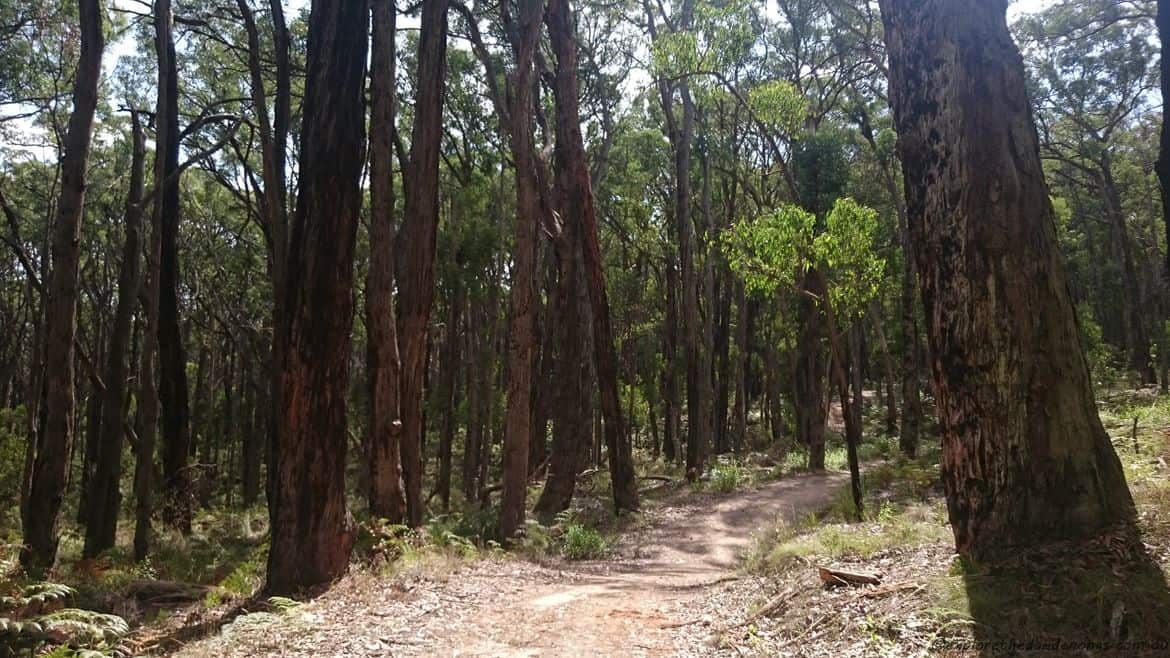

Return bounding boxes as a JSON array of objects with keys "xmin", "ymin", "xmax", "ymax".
[
  {"xmin": 20, "ymin": 0, "xmax": 104, "ymax": 574},
  {"xmin": 881, "ymin": 0, "xmax": 1136, "ymax": 560},
  {"xmin": 266, "ymin": 0, "xmax": 367, "ymax": 594},
  {"xmin": 397, "ymin": 0, "xmax": 449, "ymax": 527},
  {"xmin": 84, "ymin": 112, "xmax": 145, "ymax": 558},
  {"xmin": 366, "ymin": 0, "xmax": 407, "ymax": 523},
  {"xmin": 546, "ymin": 0, "xmax": 638, "ymax": 514},
  {"xmin": 152, "ymin": 0, "xmax": 192, "ymax": 534},
  {"xmin": 499, "ymin": 0, "xmax": 543, "ymax": 541}
]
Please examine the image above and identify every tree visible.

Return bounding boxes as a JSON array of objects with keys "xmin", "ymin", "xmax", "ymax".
[
  {"xmin": 397, "ymin": 0, "xmax": 450, "ymax": 527},
  {"xmin": 266, "ymin": 0, "xmax": 368, "ymax": 594},
  {"xmin": 879, "ymin": 0, "xmax": 1135, "ymax": 560},
  {"xmin": 1158, "ymin": 0, "xmax": 1170, "ymax": 280},
  {"xmin": 84, "ymin": 111, "xmax": 146, "ymax": 558},
  {"xmin": 153, "ymin": 0, "xmax": 193, "ymax": 533},
  {"xmin": 547, "ymin": 0, "xmax": 638, "ymax": 514},
  {"xmin": 498, "ymin": 0, "xmax": 544, "ymax": 540},
  {"xmin": 20, "ymin": 0, "xmax": 104, "ymax": 574},
  {"xmin": 366, "ymin": 0, "xmax": 407, "ymax": 523}
]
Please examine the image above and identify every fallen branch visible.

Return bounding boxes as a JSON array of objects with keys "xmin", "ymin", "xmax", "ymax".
[{"xmin": 818, "ymin": 566, "xmax": 881, "ymax": 587}]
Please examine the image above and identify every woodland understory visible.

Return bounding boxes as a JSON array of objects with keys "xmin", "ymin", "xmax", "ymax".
[{"xmin": 2, "ymin": 0, "xmax": 1170, "ymax": 656}]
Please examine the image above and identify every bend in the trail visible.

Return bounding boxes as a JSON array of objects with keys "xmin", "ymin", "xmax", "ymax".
[{"xmin": 178, "ymin": 470, "xmax": 847, "ymax": 657}]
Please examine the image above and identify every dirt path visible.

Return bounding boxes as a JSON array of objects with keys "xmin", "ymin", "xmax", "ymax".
[{"xmin": 178, "ymin": 471, "xmax": 846, "ymax": 657}]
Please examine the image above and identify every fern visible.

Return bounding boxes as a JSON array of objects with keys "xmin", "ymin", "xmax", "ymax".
[{"xmin": 0, "ymin": 582, "xmax": 129, "ymax": 657}]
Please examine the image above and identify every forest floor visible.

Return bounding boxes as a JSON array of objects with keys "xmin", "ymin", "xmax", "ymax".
[{"xmin": 166, "ymin": 470, "xmax": 848, "ymax": 657}]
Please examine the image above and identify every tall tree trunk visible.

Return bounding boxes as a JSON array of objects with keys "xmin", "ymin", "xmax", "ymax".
[
  {"xmin": 880, "ymin": 0, "xmax": 1136, "ymax": 560},
  {"xmin": 152, "ymin": 0, "xmax": 192, "ymax": 534},
  {"xmin": 499, "ymin": 0, "xmax": 544, "ymax": 541},
  {"xmin": 266, "ymin": 0, "xmax": 368, "ymax": 594},
  {"xmin": 1159, "ymin": 0, "xmax": 1170, "ymax": 282},
  {"xmin": 20, "ymin": 0, "xmax": 104, "ymax": 574},
  {"xmin": 84, "ymin": 111, "xmax": 145, "ymax": 558},
  {"xmin": 546, "ymin": 0, "xmax": 638, "ymax": 514},
  {"xmin": 366, "ymin": 0, "xmax": 407, "ymax": 522},
  {"xmin": 397, "ymin": 0, "xmax": 449, "ymax": 527}
]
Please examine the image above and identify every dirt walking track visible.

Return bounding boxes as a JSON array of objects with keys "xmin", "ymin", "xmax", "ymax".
[{"xmin": 178, "ymin": 471, "xmax": 846, "ymax": 657}]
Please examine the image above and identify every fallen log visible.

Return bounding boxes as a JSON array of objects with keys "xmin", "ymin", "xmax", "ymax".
[{"xmin": 818, "ymin": 566, "xmax": 881, "ymax": 587}]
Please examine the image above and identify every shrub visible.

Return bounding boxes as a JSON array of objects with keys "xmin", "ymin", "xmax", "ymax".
[
  {"xmin": 561, "ymin": 524, "xmax": 606, "ymax": 560},
  {"xmin": 710, "ymin": 461, "xmax": 746, "ymax": 493}
]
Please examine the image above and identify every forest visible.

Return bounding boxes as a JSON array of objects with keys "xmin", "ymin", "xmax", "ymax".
[{"xmin": 2, "ymin": 0, "xmax": 1169, "ymax": 655}]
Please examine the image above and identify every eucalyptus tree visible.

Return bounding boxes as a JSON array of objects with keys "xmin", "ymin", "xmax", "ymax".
[
  {"xmin": 19, "ymin": 0, "xmax": 104, "ymax": 575},
  {"xmin": 881, "ymin": 0, "xmax": 1136, "ymax": 560},
  {"xmin": 266, "ymin": 0, "xmax": 368, "ymax": 594}
]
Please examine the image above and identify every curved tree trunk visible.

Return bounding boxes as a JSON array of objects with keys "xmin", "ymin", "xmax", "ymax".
[
  {"xmin": 880, "ymin": 0, "xmax": 1136, "ymax": 560},
  {"xmin": 21, "ymin": 0, "xmax": 104, "ymax": 574},
  {"xmin": 266, "ymin": 0, "xmax": 368, "ymax": 594}
]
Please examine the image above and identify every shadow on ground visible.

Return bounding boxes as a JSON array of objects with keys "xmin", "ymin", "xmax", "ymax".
[{"xmin": 961, "ymin": 527, "xmax": 1170, "ymax": 656}]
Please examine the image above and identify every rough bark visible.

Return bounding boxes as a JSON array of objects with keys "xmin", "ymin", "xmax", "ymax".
[
  {"xmin": 152, "ymin": 0, "xmax": 192, "ymax": 534},
  {"xmin": 84, "ymin": 111, "xmax": 146, "ymax": 558},
  {"xmin": 266, "ymin": 0, "xmax": 368, "ymax": 594},
  {"xmin": 880, "ymin": 0, "xmax": 1136, "ymax": 560},
  {"xmin": 397, "ymin": 0, "xmax": 449, "ymax": 527},
  {"xmin": 366, "ymin": 0, "xmax": 407, "ymax": 523},
  {"xmin": 20, "ymin": 0, "xmax": 104, "ymax": 574},
  {"xmin": 546, "ymin": 0, "xmax": 639, "ymax": 514},
  {"xmin": 499, "ymin": 0, "xmax": 544, "ymax": 541}
]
